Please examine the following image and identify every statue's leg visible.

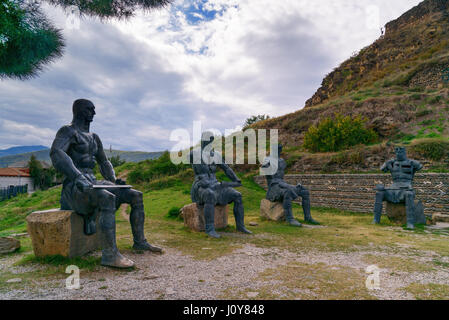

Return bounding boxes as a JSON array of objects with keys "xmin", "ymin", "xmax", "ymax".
[
  {"xmin": 202, "ymin": 189, "xmax": 220, "ymax": 238},
  {"xmin": 120, "ymin": 189, "xmax": 162, "ymax": 252},
  {"xmin": 97, "ymin": 190, "xmax": 134, "ymax": 268},
  {"xmin": 227, "ymin": 189, "xmax": 252, "ymax": 234},
  {"xmin": 373, "ymin": 191, "xmax": 385, "ymax": 224},
  {"xmin": 283, "ymin": 190, "xmax": 302, "ymax": 227},
  {"xmin": 297, "ymin": 186, "xmax": 319, "ymax": 225},
  {"xmin": 404, "ymin": 191, "xmax": 416, "ymax": 229}
]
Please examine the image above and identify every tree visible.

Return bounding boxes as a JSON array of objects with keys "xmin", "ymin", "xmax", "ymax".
[
  {"xmin": 243, "ymin": 115, "xmax": 270, "ymax": 129},
  {"xmin": 0, "ymin": 0, "xmax": 171, "ymax": 80},
  {"xmin": 28, "ymin": 154, "xmax": 56, "ymax": 190},
  {"xmin": 109, "ymin": 154, "xmax": 125, "ymax": 167}
]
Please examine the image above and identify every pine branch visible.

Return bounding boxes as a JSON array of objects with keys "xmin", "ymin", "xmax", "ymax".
[{"xmin": 44, "ymin": 0, "xmax": 172, "ymax": 19}]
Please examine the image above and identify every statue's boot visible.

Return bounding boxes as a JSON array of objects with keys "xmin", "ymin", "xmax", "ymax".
[
  {"xmin": 283, "ymin": 198, "xmax": 302, "ymax": 227},
  {"xmin": 130, "ymin": 203, "xmax": 162, "ymax": 252},
  {"xmin": 100, "ymin": 207, "xmax": 134, "ymax": 268},
  {"xmin": 234, "ymin": 201, "xmax": 252, "ymax": 234},
  {"xmin": 372, "ymin": 192, "xmax": 384, "ymax": 224},
  {"xmin": 405, "ymin": 192, "xmax": 416, "ymax": 229},
  {"xmin": 204, "ymin": 203, "xmax": 220, "ymax": 238},
  {"xmin": 302, "ymin": 196, "xmax": 319, "ymax": 225}
]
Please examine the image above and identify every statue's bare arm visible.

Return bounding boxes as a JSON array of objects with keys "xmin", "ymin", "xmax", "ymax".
[
  {"xmin": 218, "ymin": 162, "xmax": 241, "ymax": 185},
  {"xmin": 94, "ymin": 134, "xmax": 116, "ymax": 183},
  {"xmin": 381, "ymin": 160, "xmax": 394, "ymax": 172},
  {"xmin": 411, "ymin": 160, "xmax": 423, "ymax": 172},
  {"xmin": 50, "ymin": 126, "xmax": 83, "ymax": 182}
]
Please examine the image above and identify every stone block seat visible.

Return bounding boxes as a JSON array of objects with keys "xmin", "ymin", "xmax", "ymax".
[
  {"xmin": 260, "ymin": 199, "xmax": 286, "ymax": 221},
  {"xmin": 386, "ymin": 201, "xmax": 430, "ymax": 225},
  {"xmin": 26, "ymin": 209, "xmax": 102, "ymax": 258},
  {"xmin": 180, "ymin": 203, "xmax": 228, "ymax": 232}
]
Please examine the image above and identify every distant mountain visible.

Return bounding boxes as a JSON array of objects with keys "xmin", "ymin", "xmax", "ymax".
[
  {"xmin": 0, "ymin": 145, "xmax": 48, "ymax": 157},
  {"xmin": 0, "ymin": 149, "xmax": 164, "ymax": 168}
]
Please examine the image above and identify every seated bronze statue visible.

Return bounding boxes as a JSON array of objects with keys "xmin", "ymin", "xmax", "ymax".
[
  {"xmin": 190, "ymin": 132, "xmax": 252, "ymax": 238},
  {"xmin": 373, "ymin": 147, "xmax": 423, "ymax": 229},
  {"xmin": 50, "ymin": 99, "xmax": 161, "ymax": 268},
  {"xmin": 261, "ymin": 144, "xmax": 319, "ymax": 227}
]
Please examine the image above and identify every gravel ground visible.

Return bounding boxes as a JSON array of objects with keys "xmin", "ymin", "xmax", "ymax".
[{"xmin": 1, "ymin": 242, "xmax": 448, "ymax": 300}]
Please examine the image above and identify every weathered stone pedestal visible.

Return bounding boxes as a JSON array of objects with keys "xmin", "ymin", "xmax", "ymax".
[
  {"xmin": 260, "ymin": 199, "xmax": 285, "ymax": 221},
  {"xmin": 0, "ymin": 237, "xmax": 20, "ymax": 254},
  {"xmin": 181, "ymin": 203, "xmax": 228, "ymax": 232},
  {"xmin": 386, "ymin": 201, "xmax": 427, "ymax": 225},
  {"xmin": 26, "ymin": 209, "xmax": 102, "ymax": 258}
]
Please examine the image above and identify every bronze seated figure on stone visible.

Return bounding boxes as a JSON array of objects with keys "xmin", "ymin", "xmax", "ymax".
[
  {"xmin": 50, "ymin": 99, "xmax": 161, "ymax": 268},
  {"xmin": 261, "ymin": 144, "xmax": 319, "ymax": 227},
  {"xmin": 189, "ymin": 132, "xmax": 252, "ymax": 238},
  {"xmin": 373, "ymin": 147, "xmax": 426, "ymax": 229}
]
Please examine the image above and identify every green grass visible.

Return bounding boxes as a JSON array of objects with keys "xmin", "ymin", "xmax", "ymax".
[
  {"xmin": 0, "ymin": 187, "xmax": 61, "ymax": 235},
  {"xmin": 2, "ymin": 172, "xmax": 449, "ymax": 298}
]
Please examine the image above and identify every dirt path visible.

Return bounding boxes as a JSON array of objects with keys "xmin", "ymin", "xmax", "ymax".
[{"xmin": 1, "ymin": 241, "xmax": 448, "ymax": 300}]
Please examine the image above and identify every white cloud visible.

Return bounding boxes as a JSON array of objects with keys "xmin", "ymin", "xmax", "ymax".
[{"xmin": 0, "ymin": 0, "xmax": 422, "ymax": 151}]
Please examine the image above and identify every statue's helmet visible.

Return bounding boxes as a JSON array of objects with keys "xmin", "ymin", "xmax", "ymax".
[{"xmin": 72, "ymin": 99, "xmax": 96, "ymax": 122}]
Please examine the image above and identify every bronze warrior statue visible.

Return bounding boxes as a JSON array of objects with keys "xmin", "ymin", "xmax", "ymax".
[
  {"xmin": 190, "ymin": 132, "xmax": 252, "ymax": 238},
  {"xmin": 261, "ymin": 144, "xmax": 319, "ymax": 227},
  {"xmin": 50, "ymin": 99, "xmax": 161, "ymax": 268},
  {"xmin": 373, "ymin": 147, "xmax": 424, "ymax": 229}
]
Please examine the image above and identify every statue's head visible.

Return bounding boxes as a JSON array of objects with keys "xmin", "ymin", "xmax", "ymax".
[
  {"xmin": 72, "ymin": 99, "xmax": 96, "ymax": 123},
  {"xmin": 201, "ymin": 131, "xmax": 215, "ymax": 150},
  {"xmin": 395, "ymin": 147, "xmax": 407, "ymax": 161}
]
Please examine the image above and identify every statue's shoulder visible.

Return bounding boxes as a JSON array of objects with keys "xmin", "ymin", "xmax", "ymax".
[{"xmin": 56, "ymin": 124, "xmax": 76, "ymax": 137}]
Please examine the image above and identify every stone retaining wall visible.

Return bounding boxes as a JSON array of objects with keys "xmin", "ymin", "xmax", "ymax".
[{"xmin": 254, "ymin": 174, "xmax": 449, "ymax": 216}]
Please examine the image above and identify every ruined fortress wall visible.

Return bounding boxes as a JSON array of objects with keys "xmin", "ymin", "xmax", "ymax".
[{"xmin": 254, "ymin": 174, "xmax": 449, "ymax": 215}]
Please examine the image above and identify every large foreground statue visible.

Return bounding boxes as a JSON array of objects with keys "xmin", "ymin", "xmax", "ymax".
[
  {"xmin": 373, "ymin": 147, "xmax": 423, "ymax": 229},
  {"xmin": 190, "ymin": 132, "xmax": 252, "ymax": 238},
  {"xmin": 50, "ymin": 99, "xmax": 161, "ymax": 268},
  {"xmin": 262, "ymin": 144, "xmax": 319, "ymax": 227}
]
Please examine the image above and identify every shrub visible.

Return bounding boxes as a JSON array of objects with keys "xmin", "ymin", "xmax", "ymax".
[
  {"xmin": 167, "ymin": 207, "xmax": 181, "ymax": 219},
  {"xmin": 303, "ymin": 114, "xmax": 378, "ymax": 152},
  {"xmin": 409, "ymin": 140, "xmax": 449, "ymax": 161},
  {"xmin": 127, "ymin": 151, "xmax": 189, "ymax": 184}
]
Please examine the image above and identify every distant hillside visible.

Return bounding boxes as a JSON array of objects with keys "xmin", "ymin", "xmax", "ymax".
[
  {"xmin": 0, "ymin": 145, "xmax": 48, "ymax": 157},
  {"xmin": 252, "ymin": 0, "xmax": 449, "ymax": 173},
  {"xmin": 0, "ymin": 149, "xmax": 164, "ymax": 168}
]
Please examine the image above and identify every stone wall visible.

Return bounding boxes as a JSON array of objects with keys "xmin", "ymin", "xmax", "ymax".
[{"xmin": 254, "ymin": 173, "xmax": 449, "ymax": 216}]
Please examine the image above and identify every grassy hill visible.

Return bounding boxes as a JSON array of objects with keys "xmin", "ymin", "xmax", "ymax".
[
  {"xmin": 0, "ymin": 149, "xmax": 164, "ymax": 168},
  {"xmin": 252, "ymin": 0, "xmax": 449, "ymax": 173}
]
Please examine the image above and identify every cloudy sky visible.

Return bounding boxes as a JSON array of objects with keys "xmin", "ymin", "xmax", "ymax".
[{"xmin": 0, "ymin": 0, "xmax": 422, "ymax": 151}]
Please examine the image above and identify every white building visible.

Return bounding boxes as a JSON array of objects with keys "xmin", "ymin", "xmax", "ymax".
[{"xmin": 0, "ymin": 168, "xmax": 35, "ymax": 192}]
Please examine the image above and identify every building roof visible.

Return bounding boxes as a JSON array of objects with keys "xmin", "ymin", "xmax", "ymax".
[{"xmin": 0, "ymin": 168, "xmax": 31, "ymax": 177}]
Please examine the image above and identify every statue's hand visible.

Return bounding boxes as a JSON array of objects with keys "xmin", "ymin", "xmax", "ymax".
[
  {"xmin": 115, "ymin": 178, "xmax": 126, "ymax": 185},
  {"xmin": 75, "ymin": 175, "xmax": 92, "ymax": 192}
]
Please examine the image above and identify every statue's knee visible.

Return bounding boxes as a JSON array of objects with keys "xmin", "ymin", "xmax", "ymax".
[
  {"xmin": 98, "ymin": 190, "xmax": 116, "ymax": 205},
  {"xmin": 301, "ymin": 189, "xmax": 310, "ymax": 198},
  {"xmin": 404, "ymin": 191, "xmax": 415, "ymax": 200},
  {"xmin": 203, "ymin": 189, "xmax": 217, "ymax": 203},
  {"xmin": 131, "ymin": 190, "xmax": 143, "ymax": 204},
  {"xmin": 375, "ymin": 191, "xmax": 385, "ymax": 199},
  {"xmin": 233, "ymin": 191, "xmax": 242, "ymax": 202}
]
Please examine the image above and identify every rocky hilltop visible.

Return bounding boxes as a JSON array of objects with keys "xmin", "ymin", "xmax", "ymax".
[
  {"xmin": 252, "ymin": 0, "xmax": 449, "ymax": 173},
  {"xmin": 305, "ymin": 0, "xmax": 449, "ymax": 107}
]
